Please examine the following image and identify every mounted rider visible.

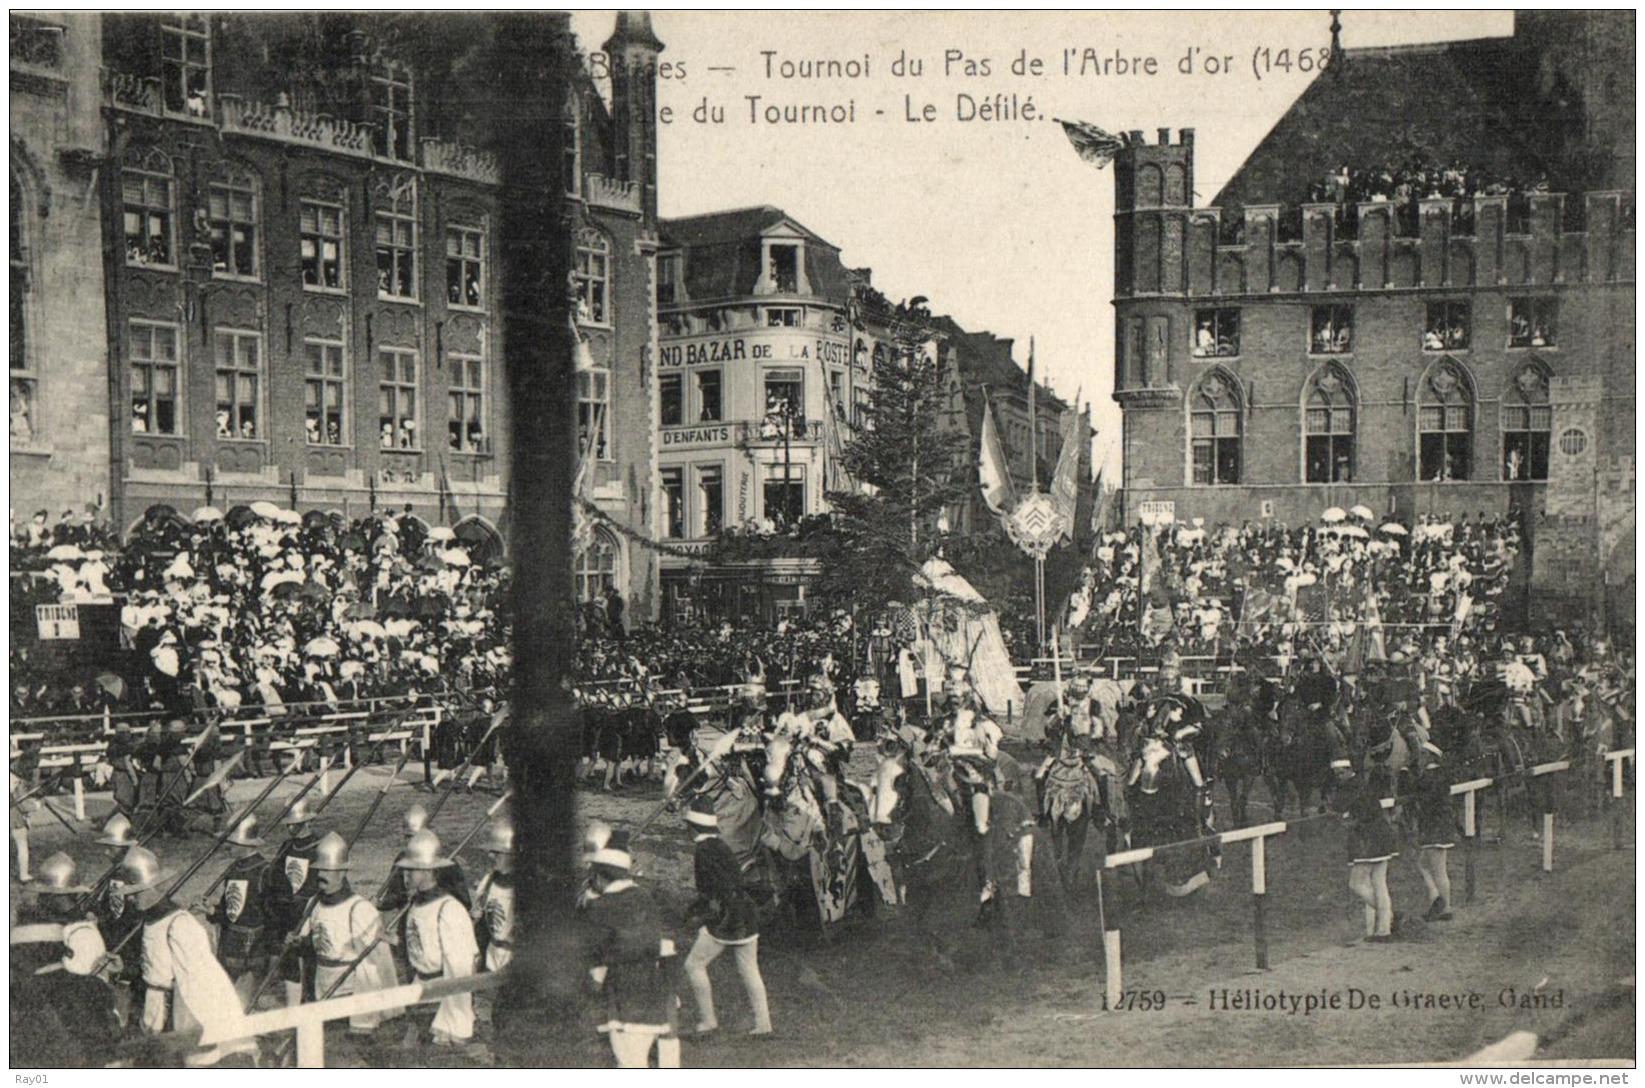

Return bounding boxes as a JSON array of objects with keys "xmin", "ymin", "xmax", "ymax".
[
  {"xmin": 794, "ymin": 672, "xmax": 857, "ymax": 834},
  {"xmin": 1499, "ymin": 637, "xmax": 1547, "ymax": 732},
  {"xmin": 938, "ymin": 672, "xmax": 1004, "ymax": 899},
  {"xmin": 1133, "ymin": 691, "xmax": 1216, "ymax": 836}
]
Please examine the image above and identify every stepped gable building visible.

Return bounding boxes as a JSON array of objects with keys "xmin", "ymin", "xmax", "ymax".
[
  {"xmin": 11, "ymin": 14, "xmax": 113, "ymax": 524},
  {"xmin": 1111, "ymin": 11, "xmax": 1634, "ymax": 622},
  {"xmin": 88, "ymin": 11, "xmax": 661, "ymax": 612}
]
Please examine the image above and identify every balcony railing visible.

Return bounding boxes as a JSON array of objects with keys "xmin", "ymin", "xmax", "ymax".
[
  {"xmin": 219, "ymin": 94, "xmax": 374, "ymax": 158},
  {"xmin": 585, "ymin": 173, "xmax": 640, "ymax": 213},
  {"xmin": 420, "ymin": 137, "xmax": 500, "ymax": 186}
]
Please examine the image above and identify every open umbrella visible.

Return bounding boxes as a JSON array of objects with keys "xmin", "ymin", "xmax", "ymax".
[
  {"xmin": 45, "ymin": 543, "xmax": 85, "ymax": 561},
  {"xmin": 302, "ymin": 510, "xmax": 331, "ymax": 531},
  {"xmin": 95, "ymin": 672, "xmax": 128, "ymax": 701},
  {"xmin": 296, "ymin": 581, "xmax": 329, "ymax": 604},
  {"xmin": 192, "ymin": 506, "xmax": 224, "ymax": 523},
  {"xmin": 439, "ymin": 549, "xmax": 472, "ymax": 568},
  {"xmin": 250, "ymin": 500, "xmax": 282, "ymax": 520},
  {"xmin": 274, "ymin": 509, "xmax": 302, "ymax": 526},
  {"xmin": 427, "ymin": 526, "xmax": 456, "ymax": 543},
  {"xmin": 1337, "ymin": 524, "xmax": 1370, "ymax": 539},
  {"xmin": 224, "ymin": 505, "xmax": 257, "ymax": 530},
  {"xmin": 304, "ymin": 636, "xmax": 341, "ymax": 657},
  {"xmin": 1320, "ymin": 507, "xmax": 1347, "ymax": 523},
  {"xmin": 344, "ymin": 600, "xmax": 376, "ymax": 620},
  {"xmin": 1378, "ymin": 522, "xmax": 1409, "ymax": 536},
  {"xmin": 351, "ymin": 620, "xmax": 388, "ymax": 640},
  {"xmin": 1349, "ymin": 504, "xmax": 1374, "ymax": 521},
  {"xmin": 418, "ymin": 552, "xmax": 447, "ymax": 572},
  {"xmin": 270, "ymin": 581, "xmax": 306, "ymax": 602}
]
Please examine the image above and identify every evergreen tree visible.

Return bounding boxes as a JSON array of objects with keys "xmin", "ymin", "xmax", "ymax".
[{"xmin": 820, "ymin": 329, "xmax": 971, "ymax": 610}]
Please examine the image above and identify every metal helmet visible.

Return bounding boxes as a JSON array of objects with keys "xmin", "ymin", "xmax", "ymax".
[
  {"xmin": 226, "ymin": 814, "xmax": 265, "ymax": 848},
  {"xmin": 402, "ymin": 803, "xmax": 430, "ymax": 838},
  {"xmin": 24, "ymin": 851, "xmax": 90, "ymax": 895},
  {"xmin": 283, "ymin": 799, "xmax": 315, "ymax": 826},
  {"xmin": 96, "ymin": 812, "xmax": 135, "ymax": 848},
  {"xmin": 485, "ymin": 818, "xmax": 515, "ymax": 855},
  {"xmin": 110, "ymin": 845, "xmax": 170, "ymax": 894},
  {"xmin": 394, "ymin": 829, "xmax": 453, "ymax": 870},
  {"xmin": 312, "ymin": 831, "xmax": 352, "ymax": 871}
]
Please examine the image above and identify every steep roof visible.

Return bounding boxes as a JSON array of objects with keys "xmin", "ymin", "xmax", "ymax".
[
  {"xmin": 1213, "ymin": 38, "xmax": 1553, "ymax": 211},
  {"xmin": 660, "ymin": 206, "xmax": 850, "ymax": 304}
]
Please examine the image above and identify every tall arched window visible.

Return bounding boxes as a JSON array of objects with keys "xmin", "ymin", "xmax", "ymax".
[
  {"xmin": 574, "ymin": 228, "xmax": 610, "ymax": 325},
  {"xmin": 1303, "ymin": 364, "xmax": 1355, "ymax": 483},
  {"xmin": 575, "ymin": 528, "xmax": 618, "ymax": 602},
  {"xmin": 1502, "ymin": 363, "xmax": 1552, "ymax": 481},
  {"xmin": 1189, "ymin": 370, "xmax": 1241, "ymax": 485},
  {"xmin": 1419, "ymin": 359, "xmax": 1474, "ymax": 481},
  {"xmin": 11, "ymin": 167, "xmax": 37, "ymax": 447}
]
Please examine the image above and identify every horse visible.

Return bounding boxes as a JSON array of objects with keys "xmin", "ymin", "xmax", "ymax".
[
  {"xmin": 1267, "ymin": 691, "xmax": 1340, "ymax": 823},
  {"xmin": 1214, "ymin": 672, "xmax": 1277, "ymax": 827},
  {"xmin": 870, "ymin": 743, "xmax": 1064, "ymax": 969},
  {"xmin": 1037, "ymin": 739, "xmax": 1125, "ymax": 889},
  {"xmin": 1124, "ymin": 733, "xmax": 1215, "ymax": 896}
]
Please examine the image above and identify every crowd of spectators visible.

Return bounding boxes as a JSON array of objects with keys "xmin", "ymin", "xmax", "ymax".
[
  {"xmin": 1067, "ymin": 508, "xmax": 1524, "ymax": 664},
  {"xmin": 10, "ymin": 503, "xmax": 509, "ymax": 724}
]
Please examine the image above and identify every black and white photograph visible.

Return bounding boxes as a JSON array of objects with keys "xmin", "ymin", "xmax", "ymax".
[{"xmin": 6, "ymin": 7, "xmax": 1636, "ymax": 1073}]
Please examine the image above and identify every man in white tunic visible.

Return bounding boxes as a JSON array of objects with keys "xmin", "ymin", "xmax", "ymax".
[
  {"xmin": 397, "ymin": 829, "xmax": 480, "ymax": 1046},
  {"xmin": 112, "ymin": 845, "xmax": 254, "ymax": 1066},
  {"xmin": 296, "ymin": 831, "xmax": 395, "ymax": 1034},
  {"xmin": 472, "ymin": 818, "xmax": 515, "ymax": 972}
]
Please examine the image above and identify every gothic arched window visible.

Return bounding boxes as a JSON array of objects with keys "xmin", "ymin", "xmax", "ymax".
[
  {"xmin": 1189, "ymin": 369, "xmax": 1241, "ymax": 486},
  {"xmin": 1303, "ymin": 364, "xmax": 1355, "ymax": 483},
  {"xmin": 1419, "ymin": 359, "xmax": 1474, "ymax": 481},
  {"xmin": 1502, "ymin": 363, "xmax": 1552, "ymax": 481}
]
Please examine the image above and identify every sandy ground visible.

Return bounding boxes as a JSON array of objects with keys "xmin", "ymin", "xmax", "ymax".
[{"xmin": 16, "ymin": 746, "xmax": 1635, "ymax": 1067}]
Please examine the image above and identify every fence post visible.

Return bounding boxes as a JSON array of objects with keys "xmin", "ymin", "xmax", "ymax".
[
  {"xmin": 1606, "ymin": 749, "xmax": 1633, "ymax": 851},
  {"xmin": 1453, "ymin": 778, "xmax": 1491, "ymax": 906},
  {"xmin": 1251, "ymin": 835, "xmax": 1269, "ymax": 969},
  {"xmin": 73, "ymin": 771, "xmax": 85, "ymax": 821},
  {"xmin": 1530, "ymin": 761, "xmax": 1569, "ymax": 873},
  {"xmin": 295, "ymin": 1019, "xmax": 325, "ymax": 1068}
]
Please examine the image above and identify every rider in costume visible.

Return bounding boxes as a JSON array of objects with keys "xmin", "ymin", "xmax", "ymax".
[{"xmin": 940, "ymin": 681, "xmax": 1004, "ymax": 902}]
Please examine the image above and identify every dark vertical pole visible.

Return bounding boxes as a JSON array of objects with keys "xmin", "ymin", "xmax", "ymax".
[{"xmin": 492, "ymin": 12, "xmax": 578, "ymax": 1059}]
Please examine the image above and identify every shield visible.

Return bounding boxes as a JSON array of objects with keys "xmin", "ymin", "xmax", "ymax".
[
  {"xmin": 483, "ymin": 897, "xmax": 509, "ymax": 940},
  {"xmin": 107, "ymin": 892, "xmax": 126, "ymax": 919},
  {"xmin": 224, "ymin": 879, "xmax": 248, "ymax": 923},
  {"xmin": 284, "ymin": 855, "xmax": 310, "ymax": 892}
]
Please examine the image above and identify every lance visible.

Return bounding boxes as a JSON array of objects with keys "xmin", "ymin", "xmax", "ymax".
[
  {"xmin": 1053, "ymin": 628, "xmax": 1068, "ymax": 718},
  {"xmin": 192, "ymin": 751, "xmax": 337, "ymax": 908},
  {"xmin": 8, "ymin": 764, "xmax": 77, "ymax": 811},
  {"xmin": 347, "ymin": 744, "xmax": 417, "ymax": 847},
  {"xmin": 90, "ymin": 759, "xmax": 307, "ymax": 965},
  {"xmin": 634, "ymin": 726, "xmax": 744, "ymax": 842},
  {"xmin": 124, "ymin": 719, "xmax": 225, "ymax": 844},
  {"xmin": 267, "ymin": 791, "xmax": 514, "ymax": 1063}
]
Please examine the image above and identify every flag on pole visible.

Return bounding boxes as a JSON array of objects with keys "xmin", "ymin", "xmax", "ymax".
[
  {"xmin": 1057, "ymin": 120, "xmax": 1129, "ymax": 168},
  {"xmin": 1089, "ymin": 464, "xmax": 1110, "ymax": 541},
  {"xmin": 978, "ymin": 392, "xmax": 1016, "ymax": 517},
  {"xmin": 1049, "ymin": 396, "xmax": 1083, "ymax": 541},
  {"xmin": 1025, "ymin": 338, "xmax": 1038, "ymax": 491}
]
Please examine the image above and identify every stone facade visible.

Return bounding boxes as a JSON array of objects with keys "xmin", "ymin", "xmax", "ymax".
[{"xmin": 10, "ymin": 13, "xmax": 112, "ymax": 522}]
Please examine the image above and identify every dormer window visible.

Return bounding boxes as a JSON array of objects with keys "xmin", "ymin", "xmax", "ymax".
[
  {"xmin": 161, "ymin": 16, "xmax": 210, "ymax": 119},
  {"xmin": 371, "ymin": 61, "xmax": 413, "ymax": 161},
  {"xmin": 769, "ymin": 244, "xmax": 799, "ymax": 293},
  {"xmin": 657, "ymin": 254, "xmax": 682, "ymax": 306}
]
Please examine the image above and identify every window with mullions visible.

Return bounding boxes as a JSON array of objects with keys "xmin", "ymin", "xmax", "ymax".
[
  {"xmin": 1192, "ymin": 308, "xmax": 1239, "ymax": 358},
  {"xmin": 1189, "ymin": 372, "xmax": 1241, "ymax": 485},
  {"xmin": 213, "ymin": 329, "xmax": 261, "ymax": 440},
  {"xmin": 304, "ymin": 340, "xmax": 346, "ymax": 446},
  {"xmin": 768, "ymin": 244, "xmax": 799, "ymax": 293},
  {"xmin": 122, "ymin": 152, "xmax": 175, "ymax": 268},
  {"xmin": 1419, "ymin": 362, "xmax": 1473, "ymax": 481},
  {"xmin": 11, "ymin": 170, "xmax": 36, "ymax": 447},
  {"xmin": 660, "ymin": 372, "xmax": 684, "ymax": 427},
  {"xmin": 375, "ymin": 179, "xmax": 417, "ymax": 300},
  {"xmin": 695, "ymin": 370, "xmax": 722, "ymax": 423},
  {"xmin": 763, "ymin": 368, "xmax": 804, "ymax": 434},
  {"xmin": 161, "ymin": 16, "xmax": 210, "ymax": 119},
  {"xmin": 766, "ymin": 307, "xmax": 802, "ymax": 328},
  {"xmin": 207, "ymin": 169, "xmax": 259, "ymax": 279},
  {"xmin": 377, "ymin": 348, "xmax": 419, "ymax": 449},
  {"xmin": 574, "ymin": 232, "xmax": 609, "ymax": 324},
  {"xmin": 762, "ymin": 463, "xmax": 804, "ymax": 530},
  {"xmin": 1309, "ymin": 305, "xmax": 1353, "ymax": 355},
  {"xmin": 697, "ymin": 464, "xmax": 725, "ymax": 536},
  {"xmin": 446, "ymin": 224, "xmax": 485, "ymax": 309},
  {"xmin": 1423, "ymin": 301, "xmax": 1470, "ymax": 351},
  {"xmin": 300, "ymin": 200, "xmax": 344, "ymax": 290},
  {"xmin": 1508, "ymin": 298, "xmax": 1557, "ymax": 348},
  {"xmin": 660, "ymin": 468, "xmax": 685, "ymax": 539},
  {"xmin": 447, "ymin": 353, "xmax": 485, "ymax": 452},
  {"xmin": 1502, "ymin": 367, "xmax": 1551, "ymax": 481},
  {"xmin": 371, "ymin": 62, "xmax": 412, "ymax": 161},
  {"xmin": 130, "ymin": 321, "xmax": 180, "ymax": 435},
  {"xmin": 574, "ymin": 529, "xmax": 617, "ymax": 602},
  {"xmin": 577, "ymin": 368, "xmax": 610, "ymax": 461},
  {"xmin": 1303, "ymin": 366, "xmax": 1355, "ymax": 483}
]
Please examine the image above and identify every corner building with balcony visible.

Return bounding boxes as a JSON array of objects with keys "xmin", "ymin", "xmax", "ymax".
[{"xmin": 1111, "ymin": 12, "xmax": 1634, "ymax": 621}]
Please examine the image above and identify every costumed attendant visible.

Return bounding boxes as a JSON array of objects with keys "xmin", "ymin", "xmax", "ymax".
[
  {"xmin": 111, "ymin": 845, "xmax": 256, "ymax": 1066},
  {"xmin": 680, "ymin": 798, "xmax": 771, "ymax": 1038},
  {"xmin": 1338, "ymin": 766, "xmax": 1397, "ymax": 943},
  {"xmin": 298, "ymin": 832, "xmax": 396, "ymax": 1036},
  {"xmin": 396, "ymin": 829, "xmax": 480, "ymax": 1047},
  {"xmin": 10, "ymin": 853, "xmax": 122, "ymax": 1067},
  {"xmin": 585, "ymin": 829, "xmax": 681, "ymax": 1067},
  {"xmin": 206, "ymin": 815, "xmax": 273, "ymax": 1010},
  {"xmin": 1411, "ymin": 741, "xmax": 1458, "ymax": 922}
]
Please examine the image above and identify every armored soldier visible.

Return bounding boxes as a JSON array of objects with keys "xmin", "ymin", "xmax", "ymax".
[
  {"xmin": 93, "ymin": 811, "xmax": 146, "ymax": 1019},
  {"xmin": 11, "ymin": 853, "xmax": 122, "ymax": 1067},
  {"xmin": 396, "ymin": 829, "xmax": 480, "ymax": 1047},
  {"xmin": 265, "ymin": 799, "xmax": 320, "ymax": 1006},
  {"xmin": 295, "ymin": 831, "xmax": 394, "ymax": 1033},
  {"xmin": 110, "ymin": 845, "xmax": 255, "ymax": 1066},
  {"xmin": 473, "ymin": 818, "xmax": 516, "ymax": 972},
  {"xmin": 681, "ymin": 799, "xmax": 769, "ymax": 1038},
  {"xmin": 206, "ymin": 814, "xmax": 273, "ymax": 1008},
  {"xmin": 585, "ymin": 829, "xmax": 681, "ymax": 1067}
]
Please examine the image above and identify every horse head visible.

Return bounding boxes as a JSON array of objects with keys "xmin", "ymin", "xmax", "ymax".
[{"xmin": 763, "ymin": 731, "xmax": 796, "ymax": 803}]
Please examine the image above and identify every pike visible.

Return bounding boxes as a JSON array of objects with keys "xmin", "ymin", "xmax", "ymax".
[
  {"xmin": 92, "ymin": 761, "xmax": 310, "ymax": 966},
  {"xmin": 636, "ymin": 726, "xmax": 744, "ymax": 841},
  {"xmin": 8, "ymin": 764, "xmax": 77, "ymax": 810},
  {"xmin": 267, "ymin": 791, "xmax": 514, "ymax": 1063}
]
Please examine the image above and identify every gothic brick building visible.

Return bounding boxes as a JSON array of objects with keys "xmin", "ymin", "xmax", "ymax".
[{"xmin": 1111, "ymin": 11, "xmax": 1634, "ymax": 623}]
